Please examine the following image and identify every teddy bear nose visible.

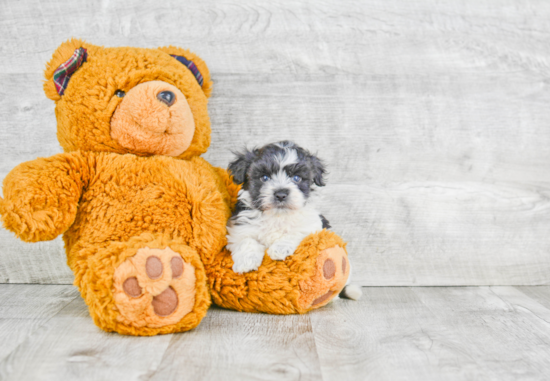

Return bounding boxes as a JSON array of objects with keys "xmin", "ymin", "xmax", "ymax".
[{"xmin": 157, "ymin": 91, "xmax": 175, "ymax": 107}]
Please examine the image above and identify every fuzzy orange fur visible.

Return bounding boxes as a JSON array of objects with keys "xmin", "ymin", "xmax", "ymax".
[{"xmin": 0, "ymin": 39, "xmax": 349, "ymax": 336}]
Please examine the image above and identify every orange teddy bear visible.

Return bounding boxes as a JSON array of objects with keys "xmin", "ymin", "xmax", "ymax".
[{"xmin": 0, "ymin": 39, "xmax": 350, "ymax": 335}]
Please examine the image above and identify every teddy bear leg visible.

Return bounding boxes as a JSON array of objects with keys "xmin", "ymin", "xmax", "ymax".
[
  {"xmin": 72, "ymin": 234, "xmax": 210, "ymax": 336},
  {"xmin": 206, "ymin": 230, "xmax": 349, "ymax": 314}
]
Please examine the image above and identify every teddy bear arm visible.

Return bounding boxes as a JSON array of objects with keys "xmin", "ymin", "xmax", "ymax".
[{"xmin": 0, "ymin": 151, "xmax": 92, "ymax": 242}]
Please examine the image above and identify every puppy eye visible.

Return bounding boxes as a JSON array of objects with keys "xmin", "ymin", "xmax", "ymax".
[
  {"xmin": 261, "ymin": 175, "xmax": 270, "ymax": 182},
  {"xmin": 292, "ymin": 175, "xmax": 302, "ymax": 183},
  {"xmin": 115, "ymin": 90, "xmax": 126, "ymax": 98}
]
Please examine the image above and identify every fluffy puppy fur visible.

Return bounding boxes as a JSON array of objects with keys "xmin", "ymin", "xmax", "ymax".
[
  {"xmin": 226, "ymin": 141, "xmax": 361, "ymax": 301},
  {"xmin": 226, "ymin": 141, "xmax": 327, "ymax": 273}
]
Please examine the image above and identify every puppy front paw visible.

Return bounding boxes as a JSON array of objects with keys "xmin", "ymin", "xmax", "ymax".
[
  {"xmin": 267, "ymin": 241, "xmax": 298, "ymax": 261},
  {"xmin": 231, "ymin": 250, "xmax": 265, "ymax": 274}
]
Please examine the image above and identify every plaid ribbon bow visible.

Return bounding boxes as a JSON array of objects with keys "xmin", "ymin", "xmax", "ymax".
[
  {"xmin": 53, "ymin": 47, "xmax": 88, "ymax": 95},
  {"xmin": 170, "ymin": 55, "xmax": 204, "ymax": 86}
]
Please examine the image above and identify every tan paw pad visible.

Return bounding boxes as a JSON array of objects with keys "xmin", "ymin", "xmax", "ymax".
[
  {"xmin": 298, "ymin": 245, "xmax": 349, "ymax": 310},
  {"xmin": 113, "ymin": 247, "xmax": 196, "ymax": 328}
]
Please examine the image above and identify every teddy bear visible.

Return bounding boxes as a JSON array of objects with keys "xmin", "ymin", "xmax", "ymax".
[{"xmin": 0, "ymin": 39, "xmax": 350, "ymax": 336}]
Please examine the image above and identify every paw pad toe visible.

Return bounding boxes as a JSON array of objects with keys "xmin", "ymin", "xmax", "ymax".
[
  {"xmin": 152, "ymin": 287, "xmax": 179, "ymax": 316},
  {"xmin": 123, "ymin": 277, "xmax": 142, "ymax": 298},
  {"xmin": 146, "ymin": 256, "xmax": 163, "ymax": 279},
  {"xmin": 171, "ymin": 256, "xmax": 184, "ymax": 278},
  {"xmin": 323, "ymin": 259, "xmax": 336, "ymax": 279}
]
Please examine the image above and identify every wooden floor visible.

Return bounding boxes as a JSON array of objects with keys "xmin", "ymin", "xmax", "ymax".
[{"xmin": 0, "ymin": 285, "xmax": 549, "ymax": 380}]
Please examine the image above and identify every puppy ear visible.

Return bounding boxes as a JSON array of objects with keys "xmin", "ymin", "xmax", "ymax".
[
  {"xmin": 309, "ymin": 155, "xmax": 327, "ymax": 187},
  {"xmin": 228, "ymin": 148, "xmax": 257, "ymax": 185}
]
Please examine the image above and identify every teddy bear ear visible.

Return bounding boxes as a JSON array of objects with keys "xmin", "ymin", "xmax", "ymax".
[
  {"xmin": 43, "ymin": 38, "xmax": 91, "ymax": 101},
  {"xmin": 158, "ymin": 46, "xmax": 213, "ymax": 98}
]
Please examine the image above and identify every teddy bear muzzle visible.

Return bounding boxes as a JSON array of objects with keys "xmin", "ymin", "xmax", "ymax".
[{"xmin": 110, "ymin": 80, "xmax": 196, "ymax": 157}]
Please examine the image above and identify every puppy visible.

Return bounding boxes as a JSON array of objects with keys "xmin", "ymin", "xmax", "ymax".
[{"xmin": 226, "ymin": 141, "xmax": 361, "ymax": 300}]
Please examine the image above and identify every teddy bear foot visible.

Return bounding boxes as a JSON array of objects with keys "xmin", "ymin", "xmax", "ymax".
[
  {"xmin": 113, "ymin": 246, "xmax": 198, "ymax": 327},
  {"xmin": 297, "ymin": 245, "xmax": 350, "ymax": 311},
  {"xmin": 74, "ymin": 234, "xmax": 210, "ymax": 336}
]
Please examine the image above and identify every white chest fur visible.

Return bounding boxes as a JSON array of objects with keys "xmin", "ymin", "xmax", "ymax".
[{"xmin": 236, "ymin": 204, "xmax": 323, "ymax": 247}]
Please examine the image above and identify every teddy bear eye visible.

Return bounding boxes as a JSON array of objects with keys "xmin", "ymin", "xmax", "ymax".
[
  {"xmin": 261, "ymin": 175, "xmax": 270, "ymax": 182},
  {"xmin": 115, "ymin": 90, "xmax": 126, "ymax": 98},
  {"xmin": 292, "ymin": 175, "xmax": 302, "ymax": 183}
]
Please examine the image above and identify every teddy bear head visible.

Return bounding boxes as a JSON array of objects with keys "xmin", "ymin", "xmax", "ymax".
[{"xmin": 43, "ymin": 38, "xmax": 213, "ymax": 159}]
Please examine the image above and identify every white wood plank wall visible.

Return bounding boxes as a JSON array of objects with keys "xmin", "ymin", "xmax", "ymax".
[{"xmin": 0, "ymin": 0, "xmax": 549, "ymax": 285}]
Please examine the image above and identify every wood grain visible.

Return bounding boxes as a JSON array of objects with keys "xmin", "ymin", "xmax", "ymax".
[
  {"xmin": 150, "ymin": 306, "xmax": 322, "ymax": 381},
  {"xmin": 311, "ymin": 287, "xmax": 550, "ymax": 380},
  {"xmin": 1, "ymin": 0, "xmax": 550, "ymax": 285},
  {"xmin": 0, "ymin": 297, "xmax": 174, "ymax": 381},
  {"xmin": 516, "ymin": 286, "xmax": 550, "ymax": 310},
  {"xmin": 0, "ymin": 284, "xmax": 78, "ymax": 361},
  {"xmin": 2, "ymin": 0, "xmax": 550, "ymax": 76},
  {"xmin": 1, "ymin": 285, "xmax": 550, "ymax": 380}
]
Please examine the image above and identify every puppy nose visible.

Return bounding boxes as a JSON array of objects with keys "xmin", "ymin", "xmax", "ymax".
[
  {"xmin": 157, "ymin": 91, "xmax": 175, "ymax": 106},
  {"xmin": 274, "ymin": 189, "xmax": 289, "ymax": 201}
]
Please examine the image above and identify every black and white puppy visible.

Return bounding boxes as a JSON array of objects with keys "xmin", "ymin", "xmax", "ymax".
[
  {"xmin": 225, "ymin": 141, "xmax": 361, "ymax": 301},
  {"xmin": 227, "ymin": 141, "xmax": 327, "ymax": 273}
]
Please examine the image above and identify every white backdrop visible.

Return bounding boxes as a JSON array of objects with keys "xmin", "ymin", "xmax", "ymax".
[{"xmin": 1, "ymin": 0, "xmax": 549, "ymax": 285}]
